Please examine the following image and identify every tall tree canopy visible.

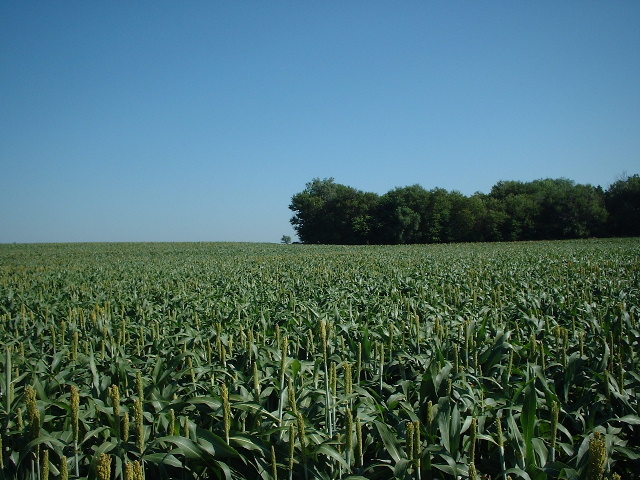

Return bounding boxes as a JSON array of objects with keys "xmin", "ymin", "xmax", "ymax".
[
  {"xmin": 289, "ymin": 175, "xmax": 638, "ymax": 244},
  {"xmin": 605, "ymin": 174, "xmax": 640, "ymax": 237},
  {"xmin": 289, "ymin": 178, "xmax": 379, "ymax": 244}
]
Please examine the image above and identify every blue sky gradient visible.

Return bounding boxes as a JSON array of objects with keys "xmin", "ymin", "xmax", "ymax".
[{"xmin": 1, "ymin": 2, "xmax": 639, "ymax": 242}]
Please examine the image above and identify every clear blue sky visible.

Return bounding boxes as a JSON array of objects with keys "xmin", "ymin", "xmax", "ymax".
[{"xmin": 1, "ymin": 2, "xmax": 639, "ymax": 243}]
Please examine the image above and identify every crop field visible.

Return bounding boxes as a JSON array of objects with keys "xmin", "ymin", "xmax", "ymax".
[{"xmin": 0, "ymin": 239, "xmax": 639, "ymax": 480}]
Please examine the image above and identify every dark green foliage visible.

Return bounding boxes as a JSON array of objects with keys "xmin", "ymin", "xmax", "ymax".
[
  {"xmin": 289, "ymin": 178, "xmax": 379, "ymax": 244},
  {"xmin": 605, "ymin": 174, "xmax": 640, "ymax": 237},
  {"xmin": 374, "ymin": 185, "xmax": 429, "ymax": 244},
  {"xmin": 0, "ymin": 240, "xmax": 639, "ymax": 479},
  {"xmin": 289, "ymin": 175, "xmax": 631, "ymax": 244}
]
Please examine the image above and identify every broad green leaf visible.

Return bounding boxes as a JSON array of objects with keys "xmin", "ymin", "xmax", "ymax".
[
  {"xmin": 373, "ymin": 420, "xmax": 402, "ymax": 463},
  {"xmin": 229, "ymin": 433, "xmax": 265, "ymax": 453},
  {"xmin": 521, "ymin": 380, "xmax": 537, "ymax": 467},
  {"xmin": 505, "ymin": 466, "xmax": 533, "ymax": 480},
  {"xmin": 316, "ymin": 444, "xmax": 349, "ymax": 469},
  {"xmin": 88, "ymin": 348, "xmax": 101, "ymax": 396},
  {"xmin": 157, "ymin": 435, "xmax": 206, "ymax": 460},
  {"xmin": 142, "ymin": 452, "xmax": 184, "ymax": 468},
  {"xmin": 195, "ymin": 428, "xmax": 241, "ymax": 459},
  {"xmin": 392, "ymin": 458, "xmax": 411, "ymax": 478},
  {"xmin": 614, "ymin": 445, "xmax": 640, "ymax": 460},
  {"xmin": 609, "ymin": 415, "xmax": 640, "ymax": 425}
]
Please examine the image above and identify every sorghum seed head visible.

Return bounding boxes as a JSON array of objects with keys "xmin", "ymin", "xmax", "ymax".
[
  {"xmin": 109, "ymin": 385, "xmax": 120, "ymax": 417},
  {"xmin": 288, "ymin": 423, "xmax": 295, "ymax": 471},
  {"xmin": 587, "ymin": 431, "xmax": 607, "ymax": 480},
  {"xmin": 25, "ymin": 385, "xmax": 38, "ymax": 423},
  {"xmin": 296, "ymin": 413, "xmax": 306, "ymax": 450},
  {"xmin": 60, "ymin": 455, "xmax": 68, "ymax": 480},
  {"xmin": 406, "ymin": 422, "xmax": 415, "ymax": 461},
  {"xmin": 96, "ymin": 453, "xmax": 111, "ymax": 480}
]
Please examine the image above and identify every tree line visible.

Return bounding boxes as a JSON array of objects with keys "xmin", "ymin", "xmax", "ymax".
[{"xmin": 289, "ymin": 174, "xmax": 640, "ymax": 244}]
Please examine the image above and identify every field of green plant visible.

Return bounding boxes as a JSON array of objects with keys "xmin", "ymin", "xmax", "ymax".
[{"xmin": 1, "ymin": 239, "xmax": 639, "ymax": 480}]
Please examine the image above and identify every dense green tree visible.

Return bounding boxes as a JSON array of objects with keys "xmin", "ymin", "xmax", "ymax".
[
  {"xmin": 530, "ymin": 179, "xmax": 607, "ymax": 239},
  {"xmin": 489, "ymin": 181, "xmax": 539, "ymax": 240},
  {"xmin": 447, "ymin": 191, "xmax": 478, "ymax": 243},
  {"xmin": 504, "ymin": 193, "xmax": 540, "ymax": 240},
  {"xmin": 289, "ymin": 175, "xmax": 635, "ymax": 244},
  {"xmin": 375, "ymin": 185, "xmax": 430, "ymax": 243},
  {"xmin": 470, "ymin": 194, "xmax": 507, "ymax": 242},
  {"xmin": 488, "ymin": 178, "xmax": 607, "ymax": 240},
  {"xmin": 332, "ymin": 187, "xmax": 379, "ymax": 244},
  {"xmin": 423, "ymin": 187, "xmax": 452, "ymax": 243},
  {"xmin": 289, "ymin": 178, "xmax": 379, "ymax": 244},
  {"xmin": 374, "ymin": 203, "xmax": 420, "ymax": 244},
  {"xmin": 489, "ymin": 180, "xmax": 532, "ymax": 199},
  {"xmin": 448, "ymin": 193, "xmax": 501, "ymax": 243},
  {"xmin": 605, "ymin": 174, "xmax": 640, "ymax": 237},
  {"xmin": 289, "ymin": 178, "xmax": 336, "ymax": 244},
  {"xmin": 562, "ymin": 183, "xmax": 608, "ymax": 238}
]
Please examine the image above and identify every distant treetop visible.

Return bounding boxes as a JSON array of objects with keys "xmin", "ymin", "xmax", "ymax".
[{"xmin": 289, "ymin": 175, "xmax": 639, "ymax": 244}]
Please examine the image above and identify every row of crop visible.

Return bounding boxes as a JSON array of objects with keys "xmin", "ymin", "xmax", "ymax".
[
  {"xmin": 1, "ymin": 240, "xmax": 639, "ymax": 479},
  {"xmin": 2, "ymin": 304, "xmax": 638, "ymax": 478}
]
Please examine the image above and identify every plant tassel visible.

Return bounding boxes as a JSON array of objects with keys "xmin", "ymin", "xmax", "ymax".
[
  {"xmin": 296, "ymin": 413, "xmax": 308, "ymax": 480},
  {"xmin": 133, "ymin": 398, "xmax": 144, "ymax": 453},
  {"xmin": 356, "ymin": 416, "xmax": 363, "ymax": 468},
  {"xmin": 469, "ymin": 418, "xmax": 477, "ymax": 480},
  {"xmin": 109, "ymin": 385, "xmax": 121, "ymax": 439},
  {"xmin": 60, "ymin": 455, "xmax": 68, "ymax": 480},
  {"xmin": 222, "ymin": 383, "xmax": 231, "ymax": 444},
  {"xmin": 96, "ymin": 453, "xmax": 111, "ymax": 480},
  {"xmin": 42, "ymin": 449, "xmax": 49, "ymax": 480},
  {"xmin": 26, "ymin": 385, "xmax": 41, "ymax": 475},
  {"xmin": 271, "ymin": 445, "xmax": 278, "ymax": 480},
  {"xmin": 288, "ymin": 423, "xmax": 295, "ymax": 480},
  {"xmin": 587, "ymin": 431, "xmax": 606, "ymax": 480},
  {"xmin": 413, "ymin": 420, "xmax": 421, "ymax": 480},
  {"xmin": 550, "ymin": 401, "xmax": 559, "ymax": 462},
  {"xmin": 344, "ymin": 408, "xmax": 353, "ymax": 470}
]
